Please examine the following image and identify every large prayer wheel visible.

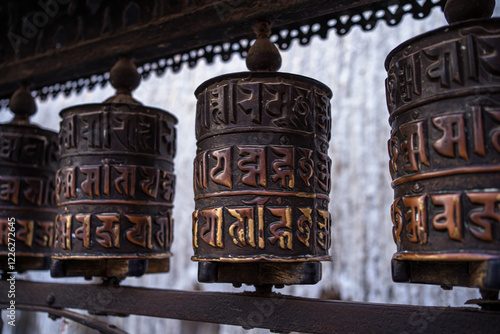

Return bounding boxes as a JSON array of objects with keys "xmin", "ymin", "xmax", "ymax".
[
  {"xmin": 192, "ymin": 22, "xmax": 333, "ymax": 286},
  {"xmin": 386, "ymin": 17, "xmax": 500, "ymax": 290},
  {"xmin": 0, "ymin": 86, "xmax": 58, "ymax": 272},
  {"xmin": 51, "ymin": 58, "xmax": 177, "ymax": 278}
]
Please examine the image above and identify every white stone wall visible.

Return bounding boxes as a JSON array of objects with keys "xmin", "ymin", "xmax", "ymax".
[{"xmin": 2, "ymin": 3, "xmax": 499, "ymax": 333}]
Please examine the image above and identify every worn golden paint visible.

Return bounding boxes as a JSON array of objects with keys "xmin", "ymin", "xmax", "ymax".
[
  {"xmin": 297, "ymin": 207, "xmax": 312, "ymax": 247},
  {"xmin": 216, "ymin": 207, "xmax": 223, "ymax": 248},
  {"xmin": 17, "ymin": 220, "xmax": 34, "ymax": 247},
  {"xmin": 114, "ymin": 223, "xmax": 120, "ymax": 249},
  {"xmin": 248, "ymin": 211, "xmax": 256, "ymax": 248},
  {"xmin": 258, "ymin": 205, "xmax": 265, "ymax": 249},
  {"xmin": 192, "ymin": 210, "xmax": 199, "ymax": 248},
  {"xmin": 285, "ymin": 207, "xmax": 293, "ymax": 250},
  {"xmin": 65, "ymin": 217, "xmax": 72, "ymax": 250},
  {"xmin": 75, "ymin": 214, "xmax": 91, "ymax": 249}
]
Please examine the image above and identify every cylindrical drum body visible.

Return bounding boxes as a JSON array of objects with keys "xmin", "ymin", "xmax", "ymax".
[
  {"xmin": 386, "ymin": 19, "xmax": 500, "ymax": 289},
  {"xmin": 0, "ymin": 123, "xmax": 58, "ymax": 272},
  {"xmin": 52, "ymin": 103, "xmax": 177, "ymax": 278},
  {"xmin": 193, "ymin": 72, "xmax": 332, "ymax": 285}
]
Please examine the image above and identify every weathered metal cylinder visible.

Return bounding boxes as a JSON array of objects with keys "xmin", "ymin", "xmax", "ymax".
[
  {"xmin": 193, "ymin": 72, "xmax": 333, "ymax": 285},
  {"xmin": 0, "ymin": 89, "xmax": 58, "ymax": 272},
  {"xmin": 52, "ymin": 59, "xmax": 177, "ymax": 278},
  {"xmin": 385, "ymin": 18, "xmax": 500, "ymax": 290}
]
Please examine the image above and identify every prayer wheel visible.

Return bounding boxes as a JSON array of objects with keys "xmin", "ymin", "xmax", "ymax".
[
  {"xmin": 51, "ymin": 58, "xmax": 177, "ymax": 278},
  {"xmin": 386, "ymin": 3, "xmax": 500, "ymax": 290},
  {"xmin": 193, "ymin": 22, "xmax": 333, "ymax": 286},
  {"xmin": 0, "ymin": 86, "xmax": 58, "ymax": 272}
]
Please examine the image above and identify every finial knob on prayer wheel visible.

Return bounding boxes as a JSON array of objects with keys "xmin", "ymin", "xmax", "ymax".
[{"xmin": 444, "ymin": 0, "xmax": 495, "ymax": 24}]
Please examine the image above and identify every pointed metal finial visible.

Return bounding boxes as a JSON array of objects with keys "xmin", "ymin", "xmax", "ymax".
[
  {"xmin": 9, "ymin": 84, "xmax": 36, "ymax": 125},
  {"xmin": 444, "ymin": 0, "xmax": 495, "ymax": 24},
  {"xmin": 105, "ymin": 57, "xmax": 142, "ymax": 105},
  {"xmin": 246, "ymin": 21, "xmax": 282, "ymax": 72}
]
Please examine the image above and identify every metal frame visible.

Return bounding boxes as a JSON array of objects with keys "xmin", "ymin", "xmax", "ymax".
[{"xmin": 1, "ymin": 280, "xmax": 499, "ymax": 334}]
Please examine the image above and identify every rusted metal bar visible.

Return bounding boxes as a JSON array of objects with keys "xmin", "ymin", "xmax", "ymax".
[
  {"xmin": 0, "ymin": 304, "xmax": 128, "ymax": 334},
  {"xmin": 1, "ymin": 279, "xmax": 499, "ymax": 333}
]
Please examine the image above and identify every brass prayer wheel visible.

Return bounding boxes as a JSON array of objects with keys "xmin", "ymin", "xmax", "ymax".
[
  {"xmin": 51, "ymin": 58, "xmax": 177, "ymax": 278},
  {"xmin": 386, "ymin": 14, "xmax": 500, "ymax": 290},
  {"xmin": 0, "ymin": 86, "xmax": 58, "ymax": 272},
  {"xmin": 193, "ymin": 22, "xmax": 332, "ymax": 286}
]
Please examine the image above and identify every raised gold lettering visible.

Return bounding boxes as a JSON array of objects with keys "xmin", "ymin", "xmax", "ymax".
[
  {"xmin": 431, "ymin": 193, "xmax": 463, "ymax": 241},
  {"xmin": 34, "ymin": 221, "xmax": 54, "ymax": 247},
  {"xmin": 317, "ymin": 209, "xmax": 331, "ymax": 250},
  {"xmin": 141, "ymin": 167, "xmax": 160, "ymax": 198},
  {"xmin": 391, "ymin": 198, "xmax": 403, "ymax": 244},
  {"xmin": 297, "ymin": 208, "xmax": 312, "ymax": 247},
  {"xmin": 156, "ymin": 215, "xmax": 172, "ymax": 250},
  {"xmin": 161, "ymin": 171, "xmax": 175, "ymax": 202},
  {"xmin": 75, "ymin": 214, "xmax": 92, "ymax": 249},
  {"xmin": 17, "ymin": 220, "xmax": 34, "ymax": 247},
  {"xmin": 466, "ymin": 193, "xmax": 500, "ymax": 242},
  {"xmin": 193, "ymin": 151, "xmax": 208, "ymax": 191},
  {"xmin": 80, "ymin": 166, "xmax": 101, "ymax": 198},
  {"xmin": 271, "ymin": 147, "xmax": 294, "ymax": 189},
  {"xmin": 298, "ymin": 148, "xmax": 314, "ymax": 187},
  {"xmin": 60, "ymin": 115, "xmax": 76, "ymax": 149},
  {"xmin": 237, "ymin": 82, "xmax": 261, "ymax": 124},
  {"xmin": 23, "ymin": 178, "xmax": 43, "ymax": 206},
  {"xmin": 432, "ymin": 114, "xmax": 469, "ymax": 161},
  {"xmin": 403, "ymin": 195, "xmax": 428, "ymax": 244},
  {"xmin": 317, "ymin": 152, "xmax": 331, "ymax": 193},
  {"xmin": 488, "ymin": 109, "xmax": 500, "ymax": 153},
  {"xmin": 238, "ymin": 147, "xmax": 266, "ymax": 188},
  {"xmin": 192, "ymin": 210, "xmax": 199, "ymax": 249},
  {"xmin": 210, "ymin": 147, "xmax": 232, "ymax": 189},
  {"xmin": 0, "ymin": 176, "xmax": 20, "ymax": 204},
  {"xmin": 125, "ymin": 215, "xmax": 152, "ymax": 249},
  {"xmin": 200, "ymin": 208, "xmax": 223, "ymax": 248},
  {"xmin": 268, "ymin": 207, "xmax": 293, "ymax": 250},
  {"xmin": 228, "ymin": 207, "xmax": 255, "ymax": 248},
  {"xmin": 56, "ymin": 214, "xmax": 72, "ymax": 250},
  {"xmin": 400, "ymin": 122, "xmax": 430, "ymax": 172},
  {"xmin": 0, "ymin": 220, "xmax": 7, "ymax": 245},
  {"xmin": 424, "ymin": 41, "xmax": 463, "ymax": 88},
  {"xmin": 59, "ymin": 167, "xmax": 76, "ymax": 200},
  {"xmin": 388, "ymin": 131, "xmax": 399, "ymax": 178},
  {"xmin": 114, "ymin": 166, "xmax": 136, "ymax": 197},
  {"xmin": 96, "ymin": 214, "xmax": 121, "ymax": 248}
]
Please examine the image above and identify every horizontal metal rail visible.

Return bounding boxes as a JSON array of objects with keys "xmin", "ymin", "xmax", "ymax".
[
  {"xmin": 1, "ymin": 279, "xmax": 499, "ymax": 333},
  {"xmin": 0, "ymin": 304, "xmax": 127, "ymax": 334}
]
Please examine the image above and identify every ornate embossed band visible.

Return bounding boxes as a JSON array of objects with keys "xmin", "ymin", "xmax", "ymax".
[
  {"xmin": 0, "ymin": 123, "xmax": 59, "ymax": 271},
  {"xmin": 386, "ymin": 19, "xmax": 500, "ymax": 289},
  {"xmin": 193, "ymin": 72, "xmax": 333, "ymax": 274},
  {"xmin": 53, "ymin": 103, "xmax": 177, "ymax": 277}
]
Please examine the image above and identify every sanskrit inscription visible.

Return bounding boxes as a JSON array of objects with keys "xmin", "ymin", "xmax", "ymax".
[
  {"xmin": 56, "ymin": 163, "xmax": 175, "ymax": 203},
  {"xmin": 193, "ymin": 204, "xmax": 331, "ymax": 254},
  {"xmin": 386, "ymin": 26, "xmax": 500, "ymax": 115},
  {"xmin": 54, "ymin": 211, "xmax": 173, "ymax": 252},
  {"xmin": 391, "ymin": 191, "xmax": 500, "ymax": 248},
  {"xmin": 194, "ymin": 145, "xmax": 331, "ymax": 194}
]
